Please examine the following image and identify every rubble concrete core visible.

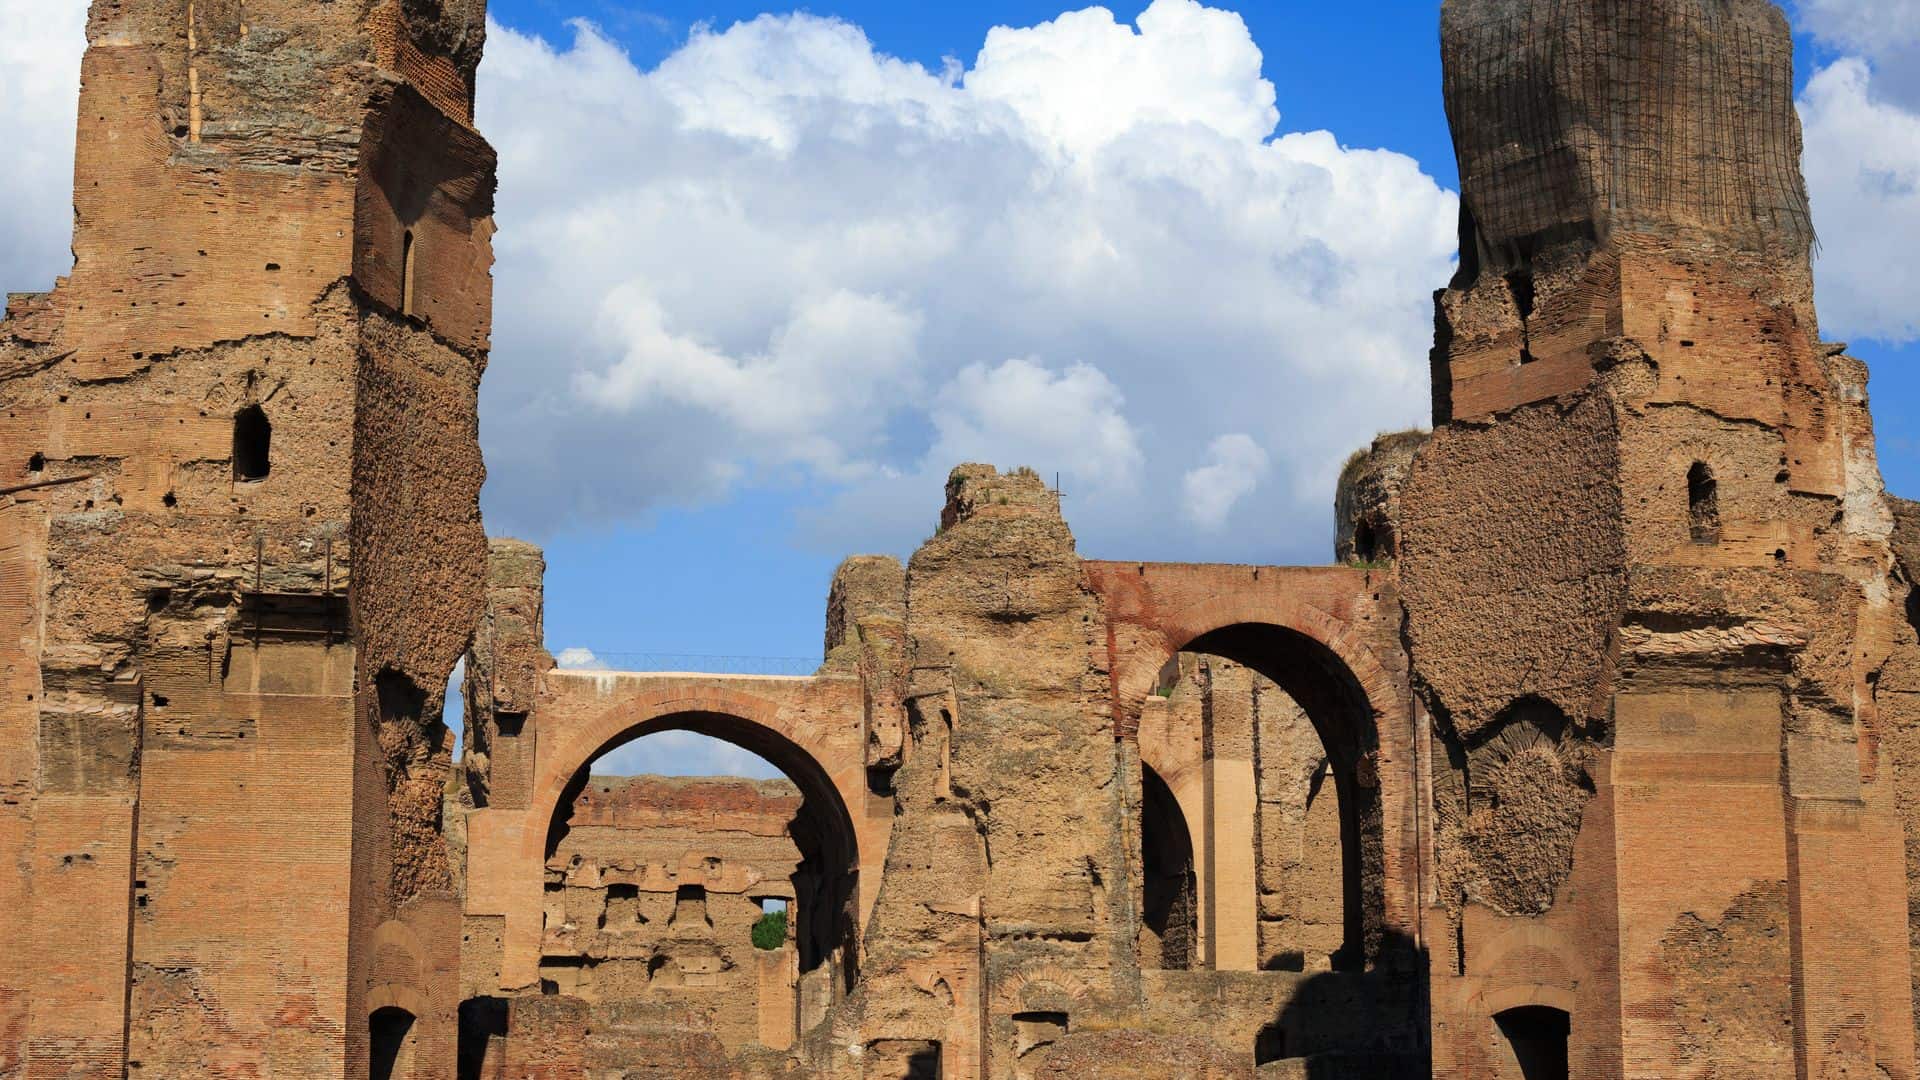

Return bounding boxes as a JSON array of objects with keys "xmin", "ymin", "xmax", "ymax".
[{"xmin": 1, "ymin": 0, "xmax": 1917, "ymax": 1078}]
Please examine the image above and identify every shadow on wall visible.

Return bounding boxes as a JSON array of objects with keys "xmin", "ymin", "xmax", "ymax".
[
  {"xmin": 1256, "ymin": 930, "xmax": 1431, "ymax": 1078},
  {"xmin": 1140, "ymin": 762, "xmax": 1198, "ymax": 970}
]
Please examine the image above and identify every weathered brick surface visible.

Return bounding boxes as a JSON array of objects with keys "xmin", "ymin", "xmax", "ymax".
[
  {"xmin": 2, "ymin": 1, "xmax": 492, "ymax": 1076},
  {"xmin": 9, "ymin": 0, "xmax": 1917, "ymax": 1077},
  {"xmin": 1414, "ymin": 2, "xmax": 1918, "ymax": 1077}
]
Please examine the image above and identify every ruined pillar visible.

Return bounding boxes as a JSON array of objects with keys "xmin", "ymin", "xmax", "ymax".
[
  {"xmin": 1403, "ymin": 1, "xmax": 1916, "ymax": 1076},
  {"xmin": 842, "ymin": 466, "xmax": 1133, "ymax": 1079},
  {"xmin": 1201, "ymin": 661, "xmax": 1260, "ymax": 972},
  {"xmin": 0, "ymin": 1, "xmax": 495, "ymax": 1075}
]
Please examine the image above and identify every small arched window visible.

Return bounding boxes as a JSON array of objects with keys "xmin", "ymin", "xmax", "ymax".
[
  {"xmin": 1688, "ymin": 461, "xmax": 1720, "ymax": 544},
  {"xmin": 233, "ymin": 405, "xmax": 271, "ymax": 482},
  {"xmin": 400, "ymin": 230, "xmax": 417, "ymax": 316}
]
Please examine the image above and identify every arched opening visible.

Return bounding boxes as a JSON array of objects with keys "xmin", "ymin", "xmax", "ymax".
[
  {"xmin": 1139, "ymin": 763, "xmax": 1197, "ymax": 970},
  {"xmin": 1013, "ymin": 1011, "xmax": 1068, "ymax": 1059},
  {"xmin": 369, "ymin": 1006, "xmax": 416, "ymax": 1080},
  {"xmin": 1688, "ymin": 461, "xmax": 1720, "ymax": 544},
  {"xmin": 456, "ymin": 996, "xmax": 508, "ymax": 1080},
  {"xmin": 232, "ymin": 404, "xmax": 271, "ymax": 482},
  {"xmin": 1177, "ymin": 623, "xmax": 1384, "ymax": 972},
  {"xmin": 1495, "ymin": 1005, "xmax": 1570, "ymax": 1080},
  {"xmin": 540, "ymin": 715, "xmax": 859, "ymax": 1050},
  {"xmin": 401, "ymin": 229, "xmax": 417, "ymax": 316}
]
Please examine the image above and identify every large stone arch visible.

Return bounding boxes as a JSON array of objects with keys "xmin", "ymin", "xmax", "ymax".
[
  {"xmin": 479, "ymin": 674, "xmax": 880, "ymax": 992},
  {"xmin": 1109, "ymin": 589, "xmax": 1404, "ymax": 735},
  {"xmin": 527, "ymin": 690, "xmax": 857, "ymax": 865},
  {"xmin": 1084, "ymin": 563, "xmax": 1421, "ymax": 967}
]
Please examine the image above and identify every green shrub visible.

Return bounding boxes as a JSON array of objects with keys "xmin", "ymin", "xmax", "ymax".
[{"xmin": 752, "ymin": 909, "xmax": 788, "ymax": 950}]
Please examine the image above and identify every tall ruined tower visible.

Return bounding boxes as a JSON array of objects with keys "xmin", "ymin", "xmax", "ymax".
[
  {"xmin": 0, "ymin": 1, "xmax": 494, "ymax": 1075},
  {"xmin": 1403, "ymin": 0, "xmax": 1918, "ymax": 1075}
]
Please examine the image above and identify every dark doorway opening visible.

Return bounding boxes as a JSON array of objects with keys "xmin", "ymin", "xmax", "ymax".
[
  {"xmin": 1495, "ymin": 1005, "xmax": 1570, "ymax": 1080},
  {"xmin": 233, "ymin": 404, "xmax": 271, "ymax": 481},
  {"xmin": 369, "ymin": 1006, "xmax": 415, "ymax": 1080},
  {"xmin": 1139, "ymin": 763, "xmax": 1197, "ymax": 969},
  {"xmin": 1688, "ymin": 461, "xmax": 1720, "ymax": 543},
  {"xmin": 1254, "ymin": 1020, "xmax": 1287, "ymax": 1065},
  {"xmin": 456, "ymin": 996, "xmax": 508, "ymax": 1080}
]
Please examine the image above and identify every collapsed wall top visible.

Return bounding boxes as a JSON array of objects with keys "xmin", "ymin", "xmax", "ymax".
[{"xmin": 1442, "ymin": 0, "xmax": 1812, "ymax": 279}]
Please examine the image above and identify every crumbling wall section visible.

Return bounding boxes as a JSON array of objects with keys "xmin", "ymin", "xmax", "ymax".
[
  {"xmin": 1441, "ymin": 0, "xmax": 1813, "ymax": 276},
  {"xmin": 1334, "ymin": 431, "xmax": 1430, "ymax": 565},
  {"xmin": 1419, "ymin": 3, "xmax": 1916, "ymax": 1076},
  {"xmin": 1400, "ymin": 393, "xmax": 1627, "ymax": 741},
  {"xmin": 461, "ymin": 539, "xmax": 548, "ymax": 814},
  {"xmin": 343, "ymin": 40, "xmax": 496, "ymax": 1076},
  {"xmin": 502, "ymin": 996, "xmax": 761, "ymax": 1080},
  {"xmin": 1882, "ymin": 498, "xmax": 1920, "ymax": 1048},
  {"xmin": 0, "ymin": 0, "xmax": 498, "ymax": 1074},
  {"xmin": 825, "ymin": 465, "xmax": 1131, "ymax": 1078},
  {"xmin": 823, "ymin": 556, "xmax": 908, "ymax": 780}
]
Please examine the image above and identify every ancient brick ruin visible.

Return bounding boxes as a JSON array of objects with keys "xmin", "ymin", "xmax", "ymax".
[{"xmin": 3, "ymin": 0, "xmax": 1918, "ymax": 1077}]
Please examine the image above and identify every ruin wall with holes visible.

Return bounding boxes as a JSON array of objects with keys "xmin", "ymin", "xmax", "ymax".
[
  {"xmin": 0, "ymin": 1, "xmax": 491, "ymax": 1076},
  {"xmin": 7, "ymin": 0, "xmax": 1920, "ymax": 1078},
  {"xmin": 539, "ymin": 776, "xmax": 805, "ymax": 1050}
]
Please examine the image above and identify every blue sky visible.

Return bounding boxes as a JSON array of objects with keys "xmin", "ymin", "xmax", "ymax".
[
  {"xmin": 2, "ymin": 1, "xmax": 1916, "ymax": 778},
  {"xmin": 489, "ymin": 1, "xmax": 1919, "ymax": 670},
  {"xmin": 486, "ymin": 0, "xmax": 1919, "ymax": 777},
  {"xmin": 509, "ymin": 2, "xmax": 1454, "ymax": 683}
]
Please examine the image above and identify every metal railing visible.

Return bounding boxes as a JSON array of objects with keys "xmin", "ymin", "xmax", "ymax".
[{"xmin": 554, "ymin": 652, "xmax": 822, "ymax": 677}]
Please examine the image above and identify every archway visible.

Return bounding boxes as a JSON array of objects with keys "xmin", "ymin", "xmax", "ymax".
[
  {"xmin": 369, "ymin": 1006, "xmax": 416, "ymax": 1080},
  {"xmin": 1495, "ymin": 1005, "xmax": 1570, "ymax": 1080},
  {"xmin": 1139, "ymin": 763, "xmax": 1197, "ymax": 970},
  {"xmin": 544, "ymin": 711, "xmax": 859, "ymax": 982},
  {"xmin": 1178, "ymin": 622, "xmax": 1384, "ymax": 971}
]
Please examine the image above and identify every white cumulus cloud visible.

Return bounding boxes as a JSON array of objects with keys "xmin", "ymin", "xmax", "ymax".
[
  {"xmin": 1797, "ymin": 0, "xmax": 1920, "ymax": 108},
  {"xmin": 476, "ymin": 1, "xmax": 1459, "ymax": 562},
  {"xmin": 0, "ymin": 0, "xmax": 86, "ymax": 293},
  {"xmin": 1800, "ymin": 58, "xmax": 1920, "ymax": 344},
  {"xmin": 554, "ymin": 647, "xmax": 610, "ymax": 670},
  {"xmin": 1792, "ymin": 0, "xmax": 1920, "ymax": 345},
  {"xmin": 929, "ymin": 358, "xmax": 1145, "ymax": 493},
  {"xmin": 966, "ymin": 0, "xmax": 1278, "ymax": 156},
  {"xmin": 11, "ymin": 2, "xmax": 1911, "ymax": 560},
  {"xmin": 1182, "ymin": 433, "xmax": 1270, "ymax": 530}
]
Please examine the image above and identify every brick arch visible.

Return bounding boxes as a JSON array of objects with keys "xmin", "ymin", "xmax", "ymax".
[
  {"xmin": 992, "ymin": 965, "xmax": 1093, "ymax": 1011},
  {"xmin": 365, "ymin": 983, "xmax": 430, "ymax": 1021},
  {"xmin": 521, "ymin": 686, "xmax": 860, "ymax": 855},
  {"xmin": 1470, "ymin": 924, "xmax": 1585, "ymax": 1018},
  {"xmin": 1113, "ymin": 593, "xmax": 1401, "ymax": 735},
  {"xmin": 1096, "ymin": 578, "xmax": 1421, "ymax": 965},
  {"xmin": 1479, "ymin": 979, "xmax": 1579, "ymax": 1020},
  {"xmin": 491, "ymin": 678, "xmax": 877, "ymax": 991}
]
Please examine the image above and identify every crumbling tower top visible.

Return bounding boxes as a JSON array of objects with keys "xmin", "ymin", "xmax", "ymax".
[
  {"xmin": 1430, "ymin": 0, "xmax": 1825, "ymax": 423},
  {"xmin": 1442, "ymin": 0, "xmax": 1812, "ymax": 281}
]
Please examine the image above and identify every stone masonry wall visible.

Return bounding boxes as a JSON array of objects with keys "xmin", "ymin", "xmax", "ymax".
[
  {"xmin": 0, "ymin": 1, "xmax": 494, "ymax": 1076},
  {"xmin": 540, "ymin": 775, "xmax": 803, "ymax": 1051}
]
